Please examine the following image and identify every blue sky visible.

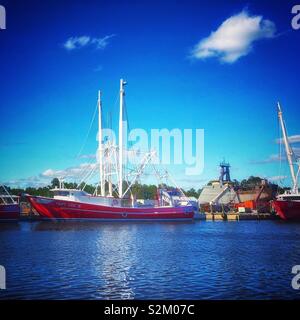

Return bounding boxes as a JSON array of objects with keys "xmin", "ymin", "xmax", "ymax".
[{"xmin": 0, "ymin": 0, "xmax": 300, "ymax": 189}]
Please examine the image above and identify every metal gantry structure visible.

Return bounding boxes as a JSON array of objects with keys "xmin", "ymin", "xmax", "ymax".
[
  {"xmin": 82, "ymin": 79, "xmax": 188, "ymax": 201},
  {"xmin": 219, "ymin": 161, "xmax": 231, "ymax": 185}
]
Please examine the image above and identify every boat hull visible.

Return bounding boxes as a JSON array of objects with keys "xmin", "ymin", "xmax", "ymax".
[
  {"xmin": 0, "ymin": 204, "xmax": 20, "ymax": 220},
  {"xmin": 26, "ymin": 195, "xmax": 195, "ymax": 220},
  {"xmin": 272, "ymin": 200, "xmax": 300, "ymax": 220}
]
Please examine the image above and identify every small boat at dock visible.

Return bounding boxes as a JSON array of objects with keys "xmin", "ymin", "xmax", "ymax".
[{"xmin": 0, "ymin": 185, "xmax": 20, "ymax": 221}]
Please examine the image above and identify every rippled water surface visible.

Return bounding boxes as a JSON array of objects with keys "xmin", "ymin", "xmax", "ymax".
[{"xmin": 1, "ymin": 220, "xmax": 300, "ymax": 299}]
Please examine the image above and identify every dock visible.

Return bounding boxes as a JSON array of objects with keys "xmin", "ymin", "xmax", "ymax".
[{"xmin": 194, "ymin": 212, "xmax": 278, "ymax": 221}]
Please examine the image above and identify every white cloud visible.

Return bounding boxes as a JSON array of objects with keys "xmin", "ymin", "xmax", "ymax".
[
  {"xmin": 191, "ymin": 10, "xmax": 276, "ymax": 63},
  {"xmin": 3, "ymin": 163, "xmax": 97, "ymax": 188},
  {"xmin": 251, "ymin": 147, "xmax": 300, "ymax": 165},
  {"xmin": 90, "ymin": 35, "xmax": 115, "ymax": 49},
  {"xmin": 64, "ymin": 36, "xmax": 90, "ymax": 50},
  {"xmin": 41, "ymin": 163, "xmax": 96, "ymax": 179},
  {"xmin": 3, "ymin": 176, "xmax": 49, "ymax": 189},
  {"xmin": 250, "ymin": 154, "xmax": 283, "ymax": 164},
  {"xmin": 276, "ymin": 135, "xmax": 300, "ymax": 144},
  {"xmin": 267, "ymin": 175, "xmax": 287, "ymax": 182},
  {"xmin": 63, "ymin": 34, "xmax": 115, "ymax": 51},
  {"xmin": 78, "ymin": 154, "xmax": 96, "ymax": 159}
]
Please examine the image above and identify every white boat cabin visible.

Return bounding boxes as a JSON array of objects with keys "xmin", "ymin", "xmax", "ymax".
[
  {"xmin": 276, "ymin": 192, "xmax": 300, "ymax": 202},
  {"xmin": 51, "ymin": 188, "xmax": 122, "ymax": 206}
]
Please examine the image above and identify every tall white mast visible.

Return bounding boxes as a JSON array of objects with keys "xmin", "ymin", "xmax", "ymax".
[
  {"xmin": 108, "ymin": 112, "xmax": 113, "ymax": 197},
  {"xmin": 98, "ymin": 90, "xmax": 105, "ymax": 196},
  {"xmin": 119, "ymin": 79, "xmax": 126, "ymax": 198},
  {"xmin": 277, "ymin": 102, "xmax": 298, "ymax": 193}
]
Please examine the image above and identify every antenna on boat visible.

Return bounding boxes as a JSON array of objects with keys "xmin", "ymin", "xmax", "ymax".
[
  {"xmin": 119, "ymin": 79, "xmax": 127, "ymax": 198},
  {"xmin": 98, "ymin": 90, "xmax": 105, "ymax": 196},
  {"xmin": 277, "ymin": 102, "xmax": 298, "ymax": 193}
]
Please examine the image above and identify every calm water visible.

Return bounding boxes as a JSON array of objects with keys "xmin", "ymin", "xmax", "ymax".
[{"xmin": 1, "ymin": 220, "xmax": 300, "ymax": 300}]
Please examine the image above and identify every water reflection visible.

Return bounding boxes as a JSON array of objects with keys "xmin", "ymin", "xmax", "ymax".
[
  {"xmin": 0, "ymin": 222, "xmax": 20, "ymax": 231},
  {"xmin": 1, "ymin": 220, "xmax": 300, "ymax": 299},
  {"xmin": 94, "ymin": 225, "xmax": 137, "ymax": 299},
  {"xmin": 30, "ymin": 220, "xmax": 194, "ymax": 231}
]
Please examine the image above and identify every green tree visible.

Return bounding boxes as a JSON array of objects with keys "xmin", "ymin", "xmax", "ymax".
[
  {"xmin": 51, "ymin": 178, "xmax": 60, "ymax": 188},
  {"xmin": 185, "ymin": 188, "xmax": 198, "ymax": 198},
  {"xmin": 240, "ymin": 176, "xmax": 262, "ymax": 188}
]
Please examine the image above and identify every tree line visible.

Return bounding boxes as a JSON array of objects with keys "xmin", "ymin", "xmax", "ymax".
[{"xmin": 4, "ymin": 176, "xmax": 285, "ymax": 200}]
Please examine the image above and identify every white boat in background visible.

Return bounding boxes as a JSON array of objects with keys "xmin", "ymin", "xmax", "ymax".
[{"xmin": 0, "ymin": 184, "xmax": 20, "ymax": 220}]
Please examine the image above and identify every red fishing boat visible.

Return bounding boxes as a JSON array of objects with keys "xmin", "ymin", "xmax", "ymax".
[
  {"xmin": 26, "ymin": 189, "xmax": 194, "ymax": 220},
  {"xmin": 272, "ymin": 102, "xmax": 300, "ymax": 220},
  {"xmin": 26, "ymin": 80, "xmax": 195, "ymax": 221}
]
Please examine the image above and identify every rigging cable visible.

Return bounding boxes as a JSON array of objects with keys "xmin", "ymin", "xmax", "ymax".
[{"xmin": 76, "ymin": 102, "xmax": 98, "ymax": 159}]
